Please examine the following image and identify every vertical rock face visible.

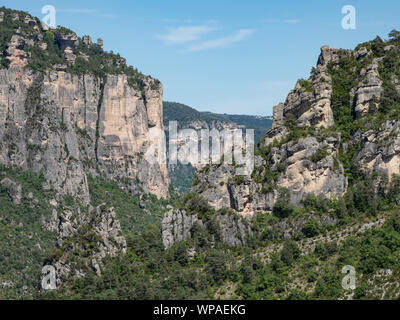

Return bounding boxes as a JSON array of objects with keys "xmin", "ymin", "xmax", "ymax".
[
  {"xmin": 354, "ymin": 57, "xmax": 383, "ymax": 118},
  {"xmin": 97, "ymin": 74, "xmax": 169, "ymax": 198},
  {"xmin": 162, "ymin": 208, "xmax": 203, "ymax": 249},
  {"xmin": 356, "ymin": 120, "xmax": 400, "ymax": 180},
  {"xmin": 0, "ymin": 44, "xmax": 169, "ymax": 203},
  {"xmin": 0, "ymin": 7, "xmax": 170, "ymax": 285},
  {"xmin": 281, "ymin": 46, "xmax": 336, "ymax": 129}
]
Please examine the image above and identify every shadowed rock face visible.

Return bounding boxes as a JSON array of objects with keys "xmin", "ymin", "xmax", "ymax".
[{"xmin": 0, "ymin": 60, "xmax": 169, "ymax": 204}]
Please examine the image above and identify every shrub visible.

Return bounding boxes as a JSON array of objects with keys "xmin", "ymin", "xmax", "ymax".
[
  {"xmin": 310, "ymin": 148, "xmax": 329, "ymax": 163},
  {"xmin": 273, "ymin": 188, "xmax": 294, "ymax": 218},
  {"xmin": 181, "ymin": 192, "xmax": 215, "ymax": 221},
  {"xmin": 302, "ymin": 218, "xmax": 322, "ymax": 238},
  {"xmin": 280, "ymin": 241, "xmax": 301, "ymax": 266}
]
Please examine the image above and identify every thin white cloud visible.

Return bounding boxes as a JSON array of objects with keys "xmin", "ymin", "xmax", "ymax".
[
  {"xmin": 156, "ymin": 25, "xmax": 217, "ymax": 45},
  {"xmin": 283, "ymin": 19, "xmax": 301, "ymax": 24},
  {"xmin": 186, "ymin": 29, "xmax": 254, "ymax": 52},
  {"xmin": 58, "ymin": 8, "xmax": 118, "ymax": 19},
  {"xmin": 260, "ymin": 18, "xmax": 301, "ymax": 24}
]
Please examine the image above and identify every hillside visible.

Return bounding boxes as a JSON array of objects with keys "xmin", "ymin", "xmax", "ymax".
[
  {"xmin": 1, "ymin": 5, "xmax": 400, "ymax": 301},
  {"xmin": 163, "ymin": 101, "xmax": 273, "ymax": 142},
  {"xmin": 45, "ymin": 31, "xmax": 400, "ymax": 300},
  {"xmin": 203, "ymin": 111, "xmax": 273, "ymax": 143}
]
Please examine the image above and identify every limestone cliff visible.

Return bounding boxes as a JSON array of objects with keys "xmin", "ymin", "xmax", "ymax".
[
  {"xmin": 0, "ymin": 7, "xmax": 169, "ymax": 282},
  {"xmin": 0, "ymin": 8, "xmax": 169, "ymax": 205}
]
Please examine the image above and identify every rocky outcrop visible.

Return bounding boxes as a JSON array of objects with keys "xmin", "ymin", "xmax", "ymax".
[
  {"xmin": 161, "ymin": 207, "xmax": 248, "ymax": 248},
  {"xmin": 356, "ymin": 120, "xmax": 400, "ymax": 180},
  {"xmin": 284, "ymin": 46, "xmax": 336, "ymax": 128},
  {"xmin": 187, "ymin": 46, "xmax": 348, "ymax": 218},
  {"xmin": 57, "ymin": 33, "xmax": 78, "ymax": 64},
  {"xmin": 282, "ymin": 69, "xmax": 333, "ymax": 129},
  {"xmin": 53, "ymin": 204, "xmax": 126, "ymax": 283},
  {"xmin": 97, "ymin": 38, "xmax": 103, "ymax": 50},
  {"xmin": 269, "ymin": 136, "xmax": 347, "ymax": 204},
  {"xmin": 354, "ymin": 57, "xmax": 383, "ymax": 118},
  {"xmin": 162, "ymin": 208, "xmax": 203, "ymax": 249},
  {"xmin": 3, "ymin": 35, "xmax": 27, "ymax": 68},
  {"xmin": 216, "ymin": 213, "xmax": 248, "ymax": 246},
  {"xmin": 261, "ymin": 46, "xmax": 337, "ymax": 148},
  {"xmin": 194, "ymin": 136, "xmax": 347, "ymax": 214},
  {"xmin": 262, "ymin": 125, "xmax": 288, "ymax": 147},
  {"xmin": 0, "ymin": 177, "xmax": 22, "ymax": 204}
]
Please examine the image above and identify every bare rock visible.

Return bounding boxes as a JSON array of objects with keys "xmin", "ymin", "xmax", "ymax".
[
  {"xmin": 354, "ymin": 59, "xmax": 383, "ymax": 118},
  {"xmin": 161, "ymin": 207, "xmax": 248, "ymax": 248},
  {"xmin": 0, "ymin": 177, "xmax": 22, "ymax": 204}
]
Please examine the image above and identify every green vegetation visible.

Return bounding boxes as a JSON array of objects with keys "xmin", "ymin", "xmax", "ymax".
[
  {"xmin": 88, "ymin": 176, "xmax": 173, "ymax": 237},
  {"xmin": 40, "ymin": 203, "xmax": 400, "ymax": 300},
  {"xmin": 0, "ymin": 8, "xmax": 42, "ymax": 68},
  {"xmin": 2, "ymin": 8, "xmax": 400, "ymax": 300},
  {"xmin": 298, "ymin": 78, "xmax": 315, "ymax": 93},
  {"xmin": 178, "ymin": 192, "xmax": 215, "ymax": 221},
  {"xmin": 273, "ymin": 188, "xmax": 295, "ymax": 218},
  {"xmin": 310, "ymin": 147, "xmax": 329, "ymax": 163},
  {"xmin": 0, "ymin": 165, "xmax": 57, "ymax": 299}
]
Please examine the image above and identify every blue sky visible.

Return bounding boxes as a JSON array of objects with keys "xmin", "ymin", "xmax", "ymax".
[{"xmin": 2, "ymin": 0, "xmax": 400, "ymax": 115}]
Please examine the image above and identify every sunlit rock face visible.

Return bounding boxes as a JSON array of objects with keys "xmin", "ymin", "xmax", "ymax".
[{"xmin": 0, "ymin": 33, "xmax": 169, "ymax": 203}]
